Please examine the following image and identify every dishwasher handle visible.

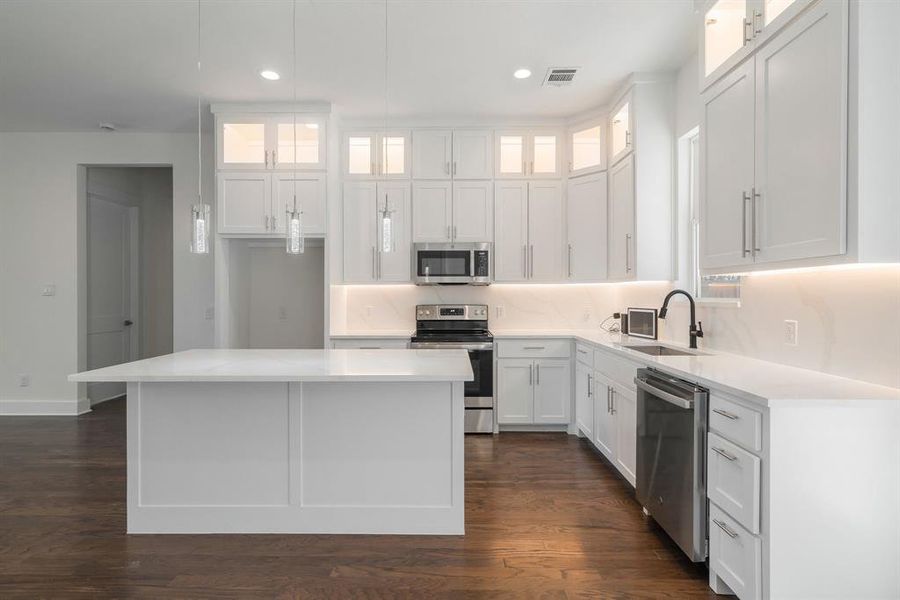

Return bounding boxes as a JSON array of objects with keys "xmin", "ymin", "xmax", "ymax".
[{"xmin": 635, "ymin": 377, "xmax": 694, "ymax": 410}]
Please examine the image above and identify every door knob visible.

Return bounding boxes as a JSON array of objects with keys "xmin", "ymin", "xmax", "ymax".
[{"xmin": 123, "ymin": 320, "xmax": 134, "ymax": 326}]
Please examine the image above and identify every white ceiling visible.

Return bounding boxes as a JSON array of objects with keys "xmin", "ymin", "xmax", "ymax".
[{"xmin": 0, "ymin": 0, "xmax": 698, "ymax": 132}]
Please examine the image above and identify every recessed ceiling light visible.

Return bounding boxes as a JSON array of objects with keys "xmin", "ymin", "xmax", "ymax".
[
  {"xmin": 513, "ymin": 68, "xmax": 532, "ymax": 79},
  {"xmin": 259, "ymin": 70, "xmax": 281, "ymax": 81}
]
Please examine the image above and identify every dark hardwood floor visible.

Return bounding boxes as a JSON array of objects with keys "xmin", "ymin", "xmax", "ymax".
[{"xmin": 0, "ymin": 398, "xmax": 714, "ymax": 599}]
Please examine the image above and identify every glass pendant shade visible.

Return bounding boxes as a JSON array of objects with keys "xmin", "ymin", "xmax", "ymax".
[
  {"xmin": 190, "ymin": 203, "xmax": 210, "ymax": 254},
  {"xmin": 286, "ymin": 204, "xmax": 304, "ymax": 254},
  {"xmin": 381, "ymin": 203, "xmax": 393, "ymax": 253}
]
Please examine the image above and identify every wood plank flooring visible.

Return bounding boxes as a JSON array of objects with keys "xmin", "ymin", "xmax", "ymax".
[{"xmin": 0, "ymin": 398, "xmax": 715, "ymax": 599}]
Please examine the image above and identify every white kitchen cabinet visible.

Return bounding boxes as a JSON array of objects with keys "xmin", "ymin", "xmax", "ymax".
[
  {"xmin": 533, "ymin": 360, "xmax": 571, "ymax": 424},
  {"xmin": 412, "ymin": 181, "xmax": 452, "ymax": 242},
  {"xmin": 272, "ymin": 173, "xmax": 326, "ymax": 235},
  {"xmin": 411, "ymin": 130, "xmax": 452, "ymax": 179},
  {"xmin": 495, "ymin": 130, "xmax": 562, "ymax": 179},
  {"xmin": 574, "ymin": 361, "xmax": 594, "ymax": 439},
  {"xmin": 343, "ymin": 131, "xmax": 410, "ymax": 179},
  {"xmin": 217, "ymin": 114, "xmax": 326, "ymax": 171},
  {"xmin": 453, "ymin": 130, "xmax": 493, "ymax": 179},
  {"xmin": 701, "ymin": 1, "xmax": 853, "ymax": 273},
  {"xmin": 341, "ymin": 181, "xmax": 410, "ymax": 283},
  {"xmin": 496, "ymin": 359, "xmax": 534, "ymax": 424},
  {"xmin": 592, "ymin": 374, "xmax": 616, "ymax": 462},
  {"xmin": 700, "ymin": 59, "xmax": 756, "ymax": 270},
  {"xmin": 566, "ymin": 171, "xmax": 608, "ymax": 281},
  {"xmin": 753, "ymin": 0, "xmax": 846, "ymax": 264},
  {"xmin": 494, "ymin": 181, "xmax": 563, "ymax": 282},
  {"xmin": 612, "ymin": 384, "xmax": 637, "ymax": 486},
  {"xmin": 607, "ymin": 155, "xmax": 635, "ymax": 280},
  {"xmin": 700, "ymin": 0, "xmax": 814, "ymax": 91},
  {"xmin": 569, "ymin": 120, "xmax": 607, "ymax": 176},
  {"xmin": 217, "ymin": 172, "xmax": 271, "ymax": 234},
  {"xmin": 411, "ymin": 129, "xmax": 493, "ymax": 180},
  {"xmin": 608, "ymin": 91, "xmax": 633, "ymax": 166},
  {"xmin": 452, "ymin": 181, "xmax": 493, "ymax": 242}
]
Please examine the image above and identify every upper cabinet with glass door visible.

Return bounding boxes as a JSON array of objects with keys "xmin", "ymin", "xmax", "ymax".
[
  {"xmin": 495, "ymin": 130, "xmax": 562, "ymax": 179},
  {"xmin": 700, "ymin": 0, "xmax": 812, "ymax": 90},
  {"xmin": 217, "ymin": 114, "xmax": 327, "ymax": 171},
  {"xmin": 608, "ymin": 91, "xmax": 633, "ymax": 166},
  {"xmin": 343, "ymin": 131, "xmax": 410, "ymax": 179},
  {"xmin": 568, "ymin": 120, "xmax": 607, "ymax": 177}
]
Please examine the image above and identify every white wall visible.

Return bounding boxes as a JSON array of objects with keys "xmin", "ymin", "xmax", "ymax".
[{"xmin": 0, "ymin": 132, "xmax": 214, "ymax": 415}]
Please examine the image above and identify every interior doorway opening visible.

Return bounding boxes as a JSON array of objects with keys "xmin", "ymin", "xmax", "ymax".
[{"xmin": 80, "ymin": 166, "xmax": 174, "ymax": 406}]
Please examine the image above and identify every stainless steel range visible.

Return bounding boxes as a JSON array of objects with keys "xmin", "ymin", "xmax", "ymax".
[{"xmin": 409, "ymin": 304, "xmax": 494, "ymax": 433}]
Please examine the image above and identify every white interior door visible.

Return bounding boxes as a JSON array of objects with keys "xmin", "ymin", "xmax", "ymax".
[
  {"xmin": 493, "ymin": 181, "xmax": 529, "ymax": 281},
  {"xmin": 528, "ymin": 181, "xmax": 564, "ymax": 282},
  {"xmin": 700, "ymin": 59, "xmax": 756, "ymax": 270},
  {"xmin": 754, "ymin": 0, "xmax": 847, "ymax": 264},
  {"xmin": 412, "ymin": 181, "xmax": 452, "ymax": 242},
  {"xmin": 87, "ymin": 197, "xmax": 138, "ymax": 403},
  {"xmin": 567, "ymin": 172, "xmax": 608, "ymax": 281},
  {"xmin": 452, "ymin": 181, "xmax": 493, "ymax": 243}
]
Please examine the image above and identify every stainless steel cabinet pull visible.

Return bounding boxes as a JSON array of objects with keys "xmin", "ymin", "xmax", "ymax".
[
  {"xmin": 713, "ymin": 518, "xmax": 739, "ymax": 539},
  {"xmin": 625, "ymin": 234, "xmax": 632, "ymax": 272},
  {"xmin": 711, "ymin": 446, "xmax": 737, "ymax": 461},
  {"xmin": 272, "ymin": 215, "xmax": 278, "ymax": 230},
  {"xmin": 610, "ymin": 388, "xmax": 616, "ymax": 414},
  {"xmin": 453, "ymin": 225, "xmax": 457, "ymax": 239},
  {"xmin": 529, "ymin": 245, "xmax": 534, "ymax": 278},
  {"xmin": 536, "ymin": 363, "xmax": 540, "ymax": 385},
  {"xmin": 625, "ymin": 130, "xmax": 631, "ymax": 148},
  {"xmin": 587, "ymin": 374, "xmax": 592, "ymax": 397},
  {"xmin": 272, "ymin": 150, "xmax": 277, "ymax": 165},
  {"xmin": 529, "ymin": 364, "xmax": 533, "ymax": 386},
  {"xmin": 523, "ymin": 245, "xmax": 528, "ymax": 278},
  {"xmin": 712, "ymin": 408, "xmax": 740, "ymax": 420},
  {"xmin": 377, "ymin": 250, "xmax": 382, "ymax": 279},
  {"xmin": 447, "ymin": 225, "xmax": 452, "ymax": 240},
  {"xmin": 567, "ymin": 244, "xmax": 573, "ymax": 278},
  {"xmin": 452, "ymin": 161, "xmax": 457, "ymax": 176},
  {"xmin": 264, "ymin": 150, "xmax": 269, "ymax": 168},
  {"xmin": 752, "ymin": 188, "xmax": 761, "ymax": 254},
  {"xmin": 753, "ymin": 10, "xmax": 762, "ymax": 34},
  {"xmin": 265, "ymin": 215, "xmax": 270, "ymax": 230},
  {"xmin": 371, "ymin": 247, "xmax": 376, "ymax": 279},
  {"xmin": 743, "ymin": 17, "xmax": 752, "ymax": 44},
  {"xmin": 523, "ymin": 346, "xmax": 545, "ymax": 350},
  {"xmin": 742, "ymin": 191, "xmax": 751, "ymax": 257},
  {"xmin": 445, "ymin": 161, "xmax": 450, "ymax": 175},
  {"xmin": 607, "ymin": 387, "xmax": 612, "ymax": 413},
  {"xmin": 530, "ymin": 160, "xmax": 534, "ymax": 174}
]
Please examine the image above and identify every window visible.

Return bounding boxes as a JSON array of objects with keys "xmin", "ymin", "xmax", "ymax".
[{"xmin": 682, "ymin": 129, "xmax": 741, "ymax": 301}]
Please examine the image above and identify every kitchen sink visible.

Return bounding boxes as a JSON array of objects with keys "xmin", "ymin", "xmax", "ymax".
[{"xmin": 621, "ymin": 344, "xmax": 704, "ymax": 357}]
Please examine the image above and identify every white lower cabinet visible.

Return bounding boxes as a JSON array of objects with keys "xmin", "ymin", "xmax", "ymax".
[
  {"xmin": 592, "ymin": 374, "xmax": 617, "ymax": 462},
  {"xmin": 612, "ymin": 385, "xmax": 636, "ymax": 485},
  {"xmin": 710, "ymin": 503, "xmax": 761, "ymax": 600},
  {"xmin": 496, "ymin": 340, "xmax": 571, "ymax": 426},
  {"xmin": 574, "ymin": 361, "xmax": 593, "ymax": 439}
]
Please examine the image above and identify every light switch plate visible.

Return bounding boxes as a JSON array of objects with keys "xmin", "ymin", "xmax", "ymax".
[
  {"xmin": 41, "ymin": 284, "xmax": 56, "ymax": 296},
  {"xmin": 784, "ymin": 320, "xmax": 798, "ymax": 346}
]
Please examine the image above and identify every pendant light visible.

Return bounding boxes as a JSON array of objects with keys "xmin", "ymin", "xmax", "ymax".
[
  {"xmin": 190, "ymin": 0, "xmax": 210, "ymax": 254},
  {"xmin": 378, "ymin": 0, "xmax": 394, "ymax": 254},
  {"xmin": 285, "ymin": 0, "xmax": 304, "ymax": 254}
]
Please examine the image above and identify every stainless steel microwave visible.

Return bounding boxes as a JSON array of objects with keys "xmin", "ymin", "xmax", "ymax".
[{"xmin": 412, "ymin": 243, "xmax": 491, "ymax": 285}]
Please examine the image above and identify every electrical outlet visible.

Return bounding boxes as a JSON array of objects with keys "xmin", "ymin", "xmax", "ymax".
[
  {"xmin": 41, "ymin": 284, "xmax": 56, "ymax": 297},
  {"xmin": 495, "ymin": 306, "xmax": 504, "ymax": 318},
  {"xmin": 18, "ymin": 374, "xmax": 30, "ymax": 387},
  {"xmin": 784, "ymin": 320, "xmax": 798, "ymax": 346},
  {"xmin": 204, "ymin": 306, "xmax": 215, "ymax": 320}
]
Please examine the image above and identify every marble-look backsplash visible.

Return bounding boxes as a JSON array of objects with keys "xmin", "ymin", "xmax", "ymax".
[{"xmin": 333, "ymin": 265, "xmax": 900, "ymax": 388}]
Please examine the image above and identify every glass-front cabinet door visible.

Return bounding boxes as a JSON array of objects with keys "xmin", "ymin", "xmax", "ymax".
[
  {"xmin": 272, "ymin": 116, "xmax": 326, "ymax": 170},
  {"xmin": 495, "ymin": 132, "xmax": 527, "ymax": 178},
  {"xmin": 343, "ymin": 131, "xmax": 410, "ymax": 179},
  {"xmin": 609, "ymin": 92, "xmax": 633, "ymax": 166},
  {"xmin": 343, "ymin": 132, "xmax": 376, "ymax": 178},
  {"xmin": 530, "ymin": 133, "xmax": 560, "ymax": 178},
  {"xmin": 569, "ymin": 122, "xmax": 606, "ymax": 176},
  {"xmin": 219, "ymin": 118, "xmax": 268, "ymax": 170},
  {"xmin": 495, "ymin": 131, "xmax": 561, "ymax": 179}
]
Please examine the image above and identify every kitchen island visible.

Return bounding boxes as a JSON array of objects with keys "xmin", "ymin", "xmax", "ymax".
[{"xmin": 69, "ymin": 349, "xmax": 472, "ymax": 535}]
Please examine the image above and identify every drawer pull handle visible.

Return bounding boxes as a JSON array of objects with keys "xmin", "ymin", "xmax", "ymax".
[
  {"xmin": 713, "ymin": 518, "xmax": 739, "ymax": 539},
  {"xmin": 712, "ymin": 446, "xmax": 737, "ymax": 461},
  {"xmin": 523, "ymin": 346, "xmax": 545, "ymax": 350},
  {"xmin": 577, "ymin": 349, "xmax": 588, "ymax": 354},
  {"xmin": 712, "ymin": 408, "xmax": 740, "ymax": 420}
]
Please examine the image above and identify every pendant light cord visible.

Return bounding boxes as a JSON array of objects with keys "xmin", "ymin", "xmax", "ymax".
[
  {"xmin": 197, "ymin": 0, "xmax": 202, "ymax": 204},
  {"xmin": 292, "ymin": 0, "xmax": 297, "ymax": 212}
]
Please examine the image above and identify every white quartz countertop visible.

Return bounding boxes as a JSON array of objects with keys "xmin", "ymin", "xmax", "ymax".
[
  {"xmin": 68, "ymin": 349, "xmax": 473, "ymax": 383},
  {"xmin": 492, "ymin": 329, "xmax": 900, "ymax": 405}
]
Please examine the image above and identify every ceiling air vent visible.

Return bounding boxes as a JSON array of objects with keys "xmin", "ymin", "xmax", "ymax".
[{"xmin": 543, "ymin": 67, "xmax": 579, "ymax": 87}]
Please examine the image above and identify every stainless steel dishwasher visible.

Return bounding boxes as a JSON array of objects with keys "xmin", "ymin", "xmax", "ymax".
[{"xmin": 635, "ymin": 368, "xmax": 708, "ymax": 562}]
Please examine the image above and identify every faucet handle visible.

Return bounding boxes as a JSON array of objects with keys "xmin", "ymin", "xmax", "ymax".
[{"xmin": 696, "ymin": 321, "xmax": 704, "ymax": 338}]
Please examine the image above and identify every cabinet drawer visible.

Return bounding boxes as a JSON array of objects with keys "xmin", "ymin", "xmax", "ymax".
[
  {"xmin": 593, "ymin": 348, "xmax": 640, "ymax": 391},
  {"xmin": 709, "ymin": 503, "xmax": 761, "ymax": 600},
  {"xmin": 710, "ymin": 394, "xmax": 763, "ymax": 452},
  {"xmin": 708, "ymin": 433, "xmax": 761, "ymax": 534},
  {"xmin": 331, "ymin": 338, "xmax": 409, "ymax": 349},
  {"xmin": 496, "ymin": 339, "xmax": 570, "ymax": 359},
  {"xmin": 575, "ymin": 344, "xmax": 593, "ymax": 366}
]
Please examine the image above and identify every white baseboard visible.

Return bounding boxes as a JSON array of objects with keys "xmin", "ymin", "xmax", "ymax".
[
  {"xmin": 498, "ymin": 424, "xmax": 569, "ymax": 433},
  {"xmin": 91, "ymin": 393, "xmax": 125, "ymax": 407},
  {"xmin": 0, "ymin": 398, "xmax": 91, "ymax": 416}
]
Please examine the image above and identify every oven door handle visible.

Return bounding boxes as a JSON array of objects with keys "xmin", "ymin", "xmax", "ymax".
[
  {"xmin": 409, "ymin": 342, "xmax": 493, "ymax": 351},
  {"xmin": 635, "ymin": 378, "xmax": 694, "ymax": 410}
]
